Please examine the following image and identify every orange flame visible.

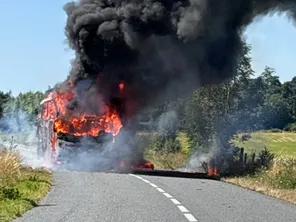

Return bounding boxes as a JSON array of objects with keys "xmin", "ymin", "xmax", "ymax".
[
  {"xmin": 40, "ymin": 85, "xmax": 123, "ymax": 137},
  {"xmin": 119, "ymin": 82, "xmax": 124, "ymax": 91},
  {"xmin": 53, "ymin": 110, "xmax": 122, "ymax": 137},
  {"xmin": 119, "ymin": 160, "xmax": 154, "ymax": 170},
  {"xmin": 139, "ymin": 161, "xmax": 155, "ymax": 170},
  {"xmin": 207, "ymin": 167, "xmax": 219, "ymax": 176},
  {"xmin": 40, "ymin": 89, "xmax": 74, "ymax": 120}
]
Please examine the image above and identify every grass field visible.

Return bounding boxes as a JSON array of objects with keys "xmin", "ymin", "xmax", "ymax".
[
  {"xmin": 232, "ymin": 131, "xmax": 296, "ymax": 157},
  {"xmin": 0, "ymin": 150, "xmax": 51, "ymax": 222},
  {"xmin": 229, "ymin": 131, "xmax": 296, "ymax": 205}
]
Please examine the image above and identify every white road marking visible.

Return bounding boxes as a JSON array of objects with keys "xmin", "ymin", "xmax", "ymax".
[
  {"xmin": 142, "ymin": 179, "xmax": 150, "ymax": 183},
  {"xmin": 129, "ymin": 174, "xmax": 138, "ymax": 178},
  {"xmin": 171, "ymin": 199, "xmax": 181, "ymax": 205},
  {"xmin": 184, "ymin": 213, "xmax": 197, "ymax": 222},
  {"xmin": 163, "ymin": 193, "xmax": 173, "ymax": 198},
  {"xmin": 129, "ymin": 174, "xmax": 198, "ymax": 222},
  {"xmin": 133, "ymin": 175, "xmax": 142, "ymax": 179},
  {"xmin": 149, "ymin": 183, "xmax": 158, "ymax": 188},
  {"xmin": 157, "ymin": 188, "xmax": 165, "ymax": 193},
  {"xmin": 178, "ymin": 206, "xmax": 189, "ymax": 213}
]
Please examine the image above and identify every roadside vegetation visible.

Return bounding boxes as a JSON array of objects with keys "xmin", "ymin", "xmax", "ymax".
[
  {"xmin": 136, "ymin": 41, "xmax": 296, "ymax": 204},
  {"xmin": 225, "ymin": 131, "xmax": 296, "ymax": 205},
  {"xmin": 227, "ymin": 155, "xmax": 296, "ymax": 204},
  {"xmin": 139, "ymin": 132, "xmax": 191, "ymax": 169},
  {"xmin": 141, "ymin": 130, "xmax": 296, "ymax": 205},
  {"xmin": 0, "ymin": 146, "xmax": 51, "ymax": 222}
]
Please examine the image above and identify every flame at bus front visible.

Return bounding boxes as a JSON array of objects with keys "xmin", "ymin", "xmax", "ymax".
[{"xmin": 40, "ymin": 84, "xmax": 123, "ymax": 137}]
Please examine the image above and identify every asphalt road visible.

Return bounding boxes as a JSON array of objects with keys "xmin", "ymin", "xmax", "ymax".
[{"xmin": 14, "ymin": 172, "xmax": 296, "ymax": 222}]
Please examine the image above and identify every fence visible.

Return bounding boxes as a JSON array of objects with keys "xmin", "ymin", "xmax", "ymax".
[{"xmin": 203, "ymin": 147, "xmax": 274, "ymax": 176}]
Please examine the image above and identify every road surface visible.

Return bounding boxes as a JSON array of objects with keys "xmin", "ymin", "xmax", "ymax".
[{"xmin": 14, "ymin": 172, "xmax": 296, "ymax": 222}]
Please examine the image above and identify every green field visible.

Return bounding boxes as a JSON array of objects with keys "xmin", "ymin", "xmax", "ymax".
[{"xmin": 233, "ymin": 132, "xmax": 296, "ymax": 157}]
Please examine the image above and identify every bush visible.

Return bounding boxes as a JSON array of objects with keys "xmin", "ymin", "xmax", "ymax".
[
  {"xmin": 0, "ymin": 187, "xmax": 22, "ymax": 200},
  {"xmin": 144, "ymin": 134, "xmax": 181, "ymax": 153},
  {"xmin": 144, "ymin": 149, "xmax": 188, "ymax": 169},
  {"xmin": 267, "ymin": 157, "xmax": 296, "ymax": 189},
  {"xmin": 257, "ymin": 147, "xmax": 274, "ymax": 168},
  {"xmin": 241, "ymin": 133, "xmax": 252, "ymax": 142},
  {"xmin": 176, "ymin": 132, "xmax": 191, "ymax": 155},
  {"xmin": 137, "ymin": 132, "xmax": 190, "ymax": 169},
  {"xmin": 265, "ymin": 128, "xmax": 283, "ymax": 133},
  {"xmin": 284, "ymin": 123, "xmax": 296, "ymax": 132},
  {"xmin": 212, "ymin": 145, "xmax": 274, "ymax": 176}
]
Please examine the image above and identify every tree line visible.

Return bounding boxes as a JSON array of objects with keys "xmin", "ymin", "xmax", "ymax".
[
  {"xmin": 0, "ymin": 91, "xmax": 44, "ymax": 131},
  {"xmin": 137, "ymin": 42, "xmax": 296, "ymax": 158},
  {"xmin": 0, "ymin": 41, "xmax": 296, "ymax": 154}
]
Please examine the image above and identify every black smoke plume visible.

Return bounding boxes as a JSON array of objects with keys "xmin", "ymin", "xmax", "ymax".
[{"xmin": 62, "ymin": 0, "xmax": 296, "ymax": 118}]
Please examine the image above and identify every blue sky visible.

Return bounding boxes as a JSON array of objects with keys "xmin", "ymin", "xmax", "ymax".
[{"xmin": 0, "ymin": 1, "xmax": 296, "ymax": 96}]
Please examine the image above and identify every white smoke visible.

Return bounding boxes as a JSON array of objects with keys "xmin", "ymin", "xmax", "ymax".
[
  {"xmin": 0, "ymin": 110, "xmax": 44, "ymax": 169},
  {"xmin": 51, "ymin": 122, "xmax": 141, "ymax": 172},
  {"xmin": 55, "ymin": 139, "xmax": 115, "ymax": 171},
  {"xmin": 181, "ymin": 135, "xmax": 222, "ymax": 172},
  {"xmin": 157, "ymin": 110, "xmax": 179, "ymax": 136}
]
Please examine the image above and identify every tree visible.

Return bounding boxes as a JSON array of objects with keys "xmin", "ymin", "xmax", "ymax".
[
  {"xmin": 260, "ymin": 67, "xmax": 292, "ymax": 129},
  {"xmin": 261, "ymin": 66, "xmax": 281, "ymax": 94},
  {"xmin": 0, "ymin": 91, "xmax": 12, "ymax": 119},
  {"xmin": 182, "ymin": 42, "xmax": 257, "ymax": 151},
  {"xmin": 0, "ymin": 91, "xmax": 45, "ymax": 131},
  {"xmin": 262, "ymin": 93, "xmax": 291, "ymax": 129},
  {"xmin": 282, "ymin": 76, "xmax": 296, "ymax": 121}
]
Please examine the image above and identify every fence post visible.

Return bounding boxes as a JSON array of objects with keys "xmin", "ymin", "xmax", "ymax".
[
  {"xmin": 240, "ymin": 148, "xmax": 244, "ymax": 168},
  {"xmin": 251, "ymin": 153, "xmax": 256, "ymax": 165}
]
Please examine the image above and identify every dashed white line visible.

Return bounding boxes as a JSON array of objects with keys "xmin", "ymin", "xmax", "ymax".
[
  {"xmin": 157, "ymin": 188, "xmax": 165, "ymax": 192},
  {"xmin": 178, "ymin": 206, "xmax": 189, "ymax": 213},
  {"xmin": 133, "ymin": 175, "xmax": 142, "ymax": 179},
  {"xmin": 129, "ymin": 173, "xmax": 198, "ymax": 222},
  {"xmin": 149, "ymin": 183, "xmax": 158, "ymax": 188},
  {"xmin": 184, "ymin": 213, "xmax": 197, "ymax": 222},
  {"xmin": 171, "ymin": 198, "xmax": 181, "ymax": 205},
  {"xmin": 163, "ymin": 192, "xmax": 173, "ymax": 198}
]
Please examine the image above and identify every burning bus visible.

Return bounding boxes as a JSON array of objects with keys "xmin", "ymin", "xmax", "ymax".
[{"xmin": 36, "ymin": 78, "xmax": 154, "ymax": 171}]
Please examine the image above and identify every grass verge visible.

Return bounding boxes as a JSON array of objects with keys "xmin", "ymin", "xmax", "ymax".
[
  {"xmin": 226, "ymin": 156, "xmax": 296, "ymax": 205},
  {"xmin": 232, "ymin": 131, "xmax": 296, "ymax": 157},
  {"xmin": 0, "ymin": 150, "xmax": 51, "ymax": 222}
]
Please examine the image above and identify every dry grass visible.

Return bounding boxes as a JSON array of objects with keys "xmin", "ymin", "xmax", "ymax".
[
  {"xmin": 227, "ymin": 177, "xmax": 296, "ymax": 205},
  {"xmin": 268, "ymin": 157, "xmax": 296, "ymax": 188},
  {"xmin": 0, "ymin": 150, "xmax": 22, "ymax": 187},
  {"xmin": 0, "ymin": 147, "xmax": 51, "ymax": 222},
  {"xmin": 226, "ymin": 156, "xmax": 296, "ymax": 205}
]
